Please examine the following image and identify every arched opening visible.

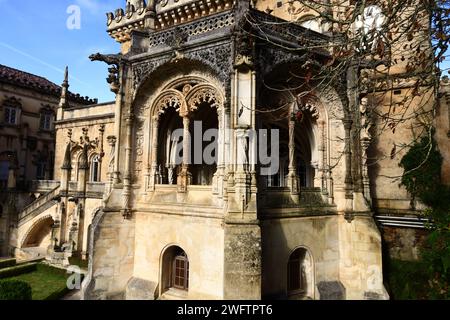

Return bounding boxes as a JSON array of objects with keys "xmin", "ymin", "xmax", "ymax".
[
  {"xmin": 258, "ymin": 100, "xmax": 317, "ymax": 188},
  {"xmin": 258, "ymin": 61, "xmax": 329, "ymax": 193},
  {"xmin": 90, "ymin": 154, "xmax": 101, "ymax": 182},
  {"xmin": 287, "ymin": 247, "xmax": 314, "ymax": 299},
  {"xmin": 161, "ymin": 246, "xmax": 190, "ymax": 295},
  {"xmin": 150, "ymin": 80, "xmax": 223, "ymax": 188},
  {"xmin": 22, "ymin": 216, "xmax": 54, "ymax": 249},
  {"xmin": 189, "ymin": 101, "xmax": 218, "ymax": 186},
  {"xmin": 158, "ymin": 106, "xmax": 183, "ymax": 185}
]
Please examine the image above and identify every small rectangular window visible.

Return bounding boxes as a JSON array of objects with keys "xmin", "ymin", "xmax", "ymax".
[
  {"xmin": 4, "ymin": 107, "xmax": 17, "ymax": 124},
  {"xmin": 40, "ymin": 113, "xmax": 53, "ymax": 130}
]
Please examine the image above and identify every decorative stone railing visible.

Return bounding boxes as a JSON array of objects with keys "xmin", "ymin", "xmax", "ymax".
[
  {"xmin": 86, "ymin": 182, "xmax": 106, "ymax": 195},
  {"xmin": 29, "ymin": 180, "xmax": 60, "ymax": 193},
  {"xmin": 261, "ymin": 187, "xmax": 330, "ymax": 208},
  {"xmin": 106, "ymin": 0, "xmax": 235, "ymax": 42},
  {"xmin": 18, "ymin": 185, "xmax": 60, "ymax": 224}
]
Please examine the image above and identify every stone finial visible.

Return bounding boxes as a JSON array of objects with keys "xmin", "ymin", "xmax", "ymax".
[{"xmin": 59, "ymin": 66, "xmax": 69, "ymax": 109}]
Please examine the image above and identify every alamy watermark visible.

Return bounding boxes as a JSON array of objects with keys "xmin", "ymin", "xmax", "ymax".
[
  {"xmin": 165, "ymin": 121, "xmax": 280, "ymax": 176},
  {"xmin": 67, "ymin": 5, "xmax": 81, "ymax": 30}
]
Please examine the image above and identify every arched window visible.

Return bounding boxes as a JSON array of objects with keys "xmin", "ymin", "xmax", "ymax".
[
  {"xmin": 172, "ymin": 249, "xmax": 189, "ymax": 290},
  {"xmin": 90, "ymin": 155, "xmax": 100, "ymax": 182},
  {"xmin": 288, "ymin": 248, "xmax": 307, "ymax": 296}
]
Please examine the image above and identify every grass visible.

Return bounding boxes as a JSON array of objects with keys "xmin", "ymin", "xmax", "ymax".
[{"xmin": 7, "ymin": 264, "xmax": 70, "ymax": 300}]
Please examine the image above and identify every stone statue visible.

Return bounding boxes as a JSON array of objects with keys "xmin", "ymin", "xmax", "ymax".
[{"xmin": 360, "ymin": 97, "xmax": 372, "ymax": 141}]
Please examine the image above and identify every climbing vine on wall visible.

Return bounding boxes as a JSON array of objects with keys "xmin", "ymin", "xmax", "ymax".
[{"xmin": 400, "ymin": 129, "xmax": 450, "ymax": 299}]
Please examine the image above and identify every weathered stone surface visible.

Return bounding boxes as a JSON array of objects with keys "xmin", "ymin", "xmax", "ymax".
[
  {"xmin": 318, "ymin": 281, "xmax": 346, "ymax": 300},
  {"xmin": 125, "ymin": 277, "xmax": 157, "ymax": 300}
]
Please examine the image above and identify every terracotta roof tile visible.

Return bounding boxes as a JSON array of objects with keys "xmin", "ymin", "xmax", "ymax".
[{"xmin": 0, "ymin": 64, "xmax": 97, "ymax": 105}]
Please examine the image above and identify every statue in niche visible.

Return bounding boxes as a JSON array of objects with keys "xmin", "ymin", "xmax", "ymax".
[
  {"xmin": 166, "ymin": 130, "xmax": 182, "ymax": 184},
  {"xmin": 360, "ymin": 97, "xmax": 372, "ymax": 141},
  {"xmin": 237, "ymin": 132, "xmax": 249, "ymax": 168}
]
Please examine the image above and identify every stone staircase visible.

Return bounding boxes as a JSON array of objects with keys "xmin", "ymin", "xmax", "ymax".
[{"xmin": 18, "ymin": 184, "xmax": 60, "ymax": 227}]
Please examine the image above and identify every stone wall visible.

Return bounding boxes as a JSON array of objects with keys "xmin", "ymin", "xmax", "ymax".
[
  {"xmin": 132, "ymin": 212, "xmax": 225, "ymax": 300},
  {"xmin": 261, "ymin": 215, "xmax": 339, "ymax": 299},
  {"xmin": 84, "ymin": 210, "xmax": 135, "ymax": 300},
  {"xmin": 381, "ymin": 226, "xmax": 428, "ymax": 261}
]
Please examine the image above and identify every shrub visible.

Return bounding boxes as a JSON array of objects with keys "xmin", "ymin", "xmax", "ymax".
[
  {"xmin": 0, "ymin": 259, "xmax": 16, "ymax": 270},
  {"xmin": 0, "ymin": 263, "xmax": 37, "ymax": 279},
  {"xmin": 0, "ymin": 280, "xmax": 32, "ymax": 300}
]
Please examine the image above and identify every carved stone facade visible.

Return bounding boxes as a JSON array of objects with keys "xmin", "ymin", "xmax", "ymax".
[
  {"xmin": 9, "ymin": 0, "xmax": 450, "ymax": 301},
  {"xmin": 0, "ymin": 64, "xmax": 95, "ymax": 257}
]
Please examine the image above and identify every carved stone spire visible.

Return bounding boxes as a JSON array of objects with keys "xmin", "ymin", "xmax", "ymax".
[
  {"xmin": 59, "ymin": 66, "xmax": 69, "ymax": 109},
  {"xmin": 61, "ymin": 143, "xmax": 72, "ymax": 170}
]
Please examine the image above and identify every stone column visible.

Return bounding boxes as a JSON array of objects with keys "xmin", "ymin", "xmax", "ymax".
[
  {"xmin": 60, "ymin": 143, "xmax": 72, "ymax": 246},
  {"xmin": 112, "ymin": 66, "xmax": 124, "ymax": 185},
  {"xmin": 214, "ymin": 108, "xmax": 225, "ymax": 197},
  {"xmin": 104, "ymin": 136, "xmax": 116, "ymax": 205},
  {"xmin": 343, "ymin": 117, "xmax": 354, "ymax": 219},
  {"xmin": 361, "ymin": 138, "xmax": 371, "ymax": 204},
  {"xmin": 149, "ymin": 116, "xmax": 161, "ymax": 191},
  {"xmin": 177, "ymin": 116, "xmax": 191, "ymax": 193},
  {"xmin": 122, "ymin": 112, "xmax": 134, "ymax": 218},
  {"xmin": 286, "ymin": 109, "xmax": 300, "ymax": 195}
]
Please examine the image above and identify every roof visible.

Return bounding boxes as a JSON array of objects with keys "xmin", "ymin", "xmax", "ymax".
[{"xmin": 0, "ymin": 64, "xmax": 97, "ymax": 105}]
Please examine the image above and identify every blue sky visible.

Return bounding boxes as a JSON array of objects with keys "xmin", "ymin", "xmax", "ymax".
[
  {"xmin": 0, "ymin": 0, "xmax": 449, "ymax": 103},
  {"xmin": 0, "ymin": 0, "xmax": 123, "ymax": 102}
]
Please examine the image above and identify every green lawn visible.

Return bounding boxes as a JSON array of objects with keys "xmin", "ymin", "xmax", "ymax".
[{"xmin": 8, "ymin": 264, "xmax": 70, "ymax": 300}]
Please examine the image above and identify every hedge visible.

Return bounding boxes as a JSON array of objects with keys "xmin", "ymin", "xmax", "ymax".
[
  {"xmin": 0, "ymin": 259, "xmax": 16, "ymax": 270},
  {"xmin": 0, "ymin": 280, "xmax": 32, "ymax": 300},
  {"xmin": 0, "ymin": 263, "xmax": 37, "ymax": 279},
  {"xmin": 44, "ymin": 286, "xmax": 71, "ymax": 300}
]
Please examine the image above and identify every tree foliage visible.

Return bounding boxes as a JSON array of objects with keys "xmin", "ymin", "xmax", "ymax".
[{"xmin": 400, "ymin": 131, "xmax": 450, "ymax": 299}]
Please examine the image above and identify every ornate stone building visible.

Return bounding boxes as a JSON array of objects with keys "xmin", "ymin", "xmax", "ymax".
[
  {"xmin": 0, "ymin": 64, "xmax": 95, "ymax": 257},
  {"xmin": 10, "ymin": 0, "xmax": 450, "ymax": 300}
]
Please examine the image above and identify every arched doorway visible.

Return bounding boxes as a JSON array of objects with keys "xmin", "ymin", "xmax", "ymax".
[
  {"xmin": 287, "ymin": 247, "xmax": 314, "ymax": 299},
  {"xmin": 161, "ymin": 246, "xmax": 190, "ymax": 295}
]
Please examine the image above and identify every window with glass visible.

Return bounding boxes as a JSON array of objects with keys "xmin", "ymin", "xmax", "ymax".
[
  {"xmin": 4, "ymin": 106, "xmax": 17, "ymax": 125},
  {"xmin": 172, "ymin": 250, "xmax": 189, "ymax": 291},
  {"xmin": 90, "ymin": 155, "xmax": 100, "ymax": 182},
  {"xmin": 40, "ymin": 112, "xmax": 53, "ymax": 130}
]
